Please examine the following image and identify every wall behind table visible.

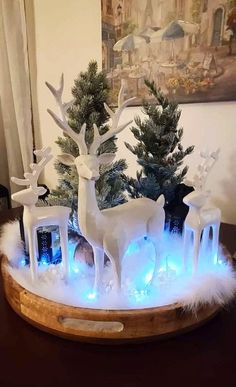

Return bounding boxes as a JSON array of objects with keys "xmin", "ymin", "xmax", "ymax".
[
  {"xmin": 117, "ymin": 102, "xmax": 236, "ymax": 225},
  {"xmin": 31, "ymin": 0, "xmax": 236, "ymax": 225},
  {"xmin": 30, "ymin": 0, "xmax": 102, "ymax": 186}
]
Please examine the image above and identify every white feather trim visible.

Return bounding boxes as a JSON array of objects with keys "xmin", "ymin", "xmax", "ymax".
[
  {"xmin": 1, "ymin": 224, "xmax": 236, "ymax": 311},
  {"xmin": 0, "ymin": 221, "xmax": 24, "ymax": 266}
]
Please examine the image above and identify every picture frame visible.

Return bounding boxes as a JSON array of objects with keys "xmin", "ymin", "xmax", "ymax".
[{"xmin": 101, "ymin": 0, "xmax": 236, "ymax": 105}]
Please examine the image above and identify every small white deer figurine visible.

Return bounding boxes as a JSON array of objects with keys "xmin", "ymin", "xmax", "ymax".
[
  {"xmin": 11, "ymin": 147, "xmax": 71, "ymax": 282},
  {"xmin": 183, "ymin": 149, "xmax": 221, "ymax": 272},
  {"xmin": 46, "ymin": 75, "xmax": 165, "ymax": 292}
]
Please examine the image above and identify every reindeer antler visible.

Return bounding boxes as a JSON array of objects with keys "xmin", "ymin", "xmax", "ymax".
[
  {"xmin": 11, "ymin": 147, "xmax": 53, "ymax": 190},
  {"xmin": 192, "ymin": 148, "xmax": 220, "ymax": 190},
  {"xmin": 46, "ymin": 74, "xmax": 88, "ymax": 155},
  {"xmin": 89, "ymin": 80, "xmax": 136, "ymax": 154}
]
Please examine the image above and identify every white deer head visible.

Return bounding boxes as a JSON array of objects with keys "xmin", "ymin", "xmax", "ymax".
[
  {"xmin": 184, "ymin": 148, "xmax": 220, "ymax": 209},
  {"xmin": 11, "ymin": 147, "xmax": 53, "ymax": 206},
  {"xmin": 46, "ymin": 74, "xmax": 135, "ymax": 178},
  {"xmin": 185, "ymin": 148, "xmax": 220, "ymax": 192}
]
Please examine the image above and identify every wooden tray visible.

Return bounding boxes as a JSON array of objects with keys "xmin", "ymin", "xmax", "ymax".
[{"xmin": 1, "ymin": 255, "xmax": 221, "ymax": 344}]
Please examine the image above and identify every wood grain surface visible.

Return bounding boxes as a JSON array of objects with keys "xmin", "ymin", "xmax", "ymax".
[{"xmin": 1, "ymin": 255, "xmax": 220, "ymax": 343}]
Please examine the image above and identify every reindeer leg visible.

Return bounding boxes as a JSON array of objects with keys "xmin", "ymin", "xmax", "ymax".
[
  {"xmin": 93, "ymin": 247, "xmax": 104, "ymax": 293},
  {"xmin": 183, "ymin": 226, "xmax": 192, "ymax": 272},
  {"xmin": 150, "ymin": 238, "xmax": 162, "ymax": 285},
  {"xmin": 103, "ymin": 234, "xmax": 123, "ymax": 292},
  {"xmin": 147, "ymin": 214, "xmax": 165, "ymax": 284},
  {"xmin": 24, "ymin": 229, "xmax": 29, "ymax": 255},
  {"xmin": 201, "ymin": 225, "xmax": 210, "ymax": 253},
  {"xmin": 28, "ymin": 227, "xmax": 38, "ymax": 282},
  {"xmin": 212, "ymin": 222, "xmax": 220, "ymax": 263},
  {"xmin": 59, "ymin": 226, "xmax": 69, "ymax": 281},
  {"xmin": 104, "ymin": 253, "xmax": 121, "ymax": 292},
  {"xmin": 22, "ymin": 213, "xmax": 29, "ymax": 254},
  {"xmin": 112, "ymin": 258, "xmax": 121, "ymax": 292},
  {"xmin": 192, "ymin": 229, "xmax": 201, "ymax": 274}
]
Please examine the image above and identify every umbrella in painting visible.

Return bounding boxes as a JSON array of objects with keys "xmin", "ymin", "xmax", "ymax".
[
  {"xmin": 113, "ymin": 34, "xmax": 146, "ymax": 65},
  {"xmin": 151, "ymin": 20, "xmax": 199, "ymax": 61},
  {"xmin": 138, "ymin": 27, "xmax": 159, "ymax": 63},
  {"xmin": 138, "ymin": 27, "xmax": 157, "ymax": 43}
]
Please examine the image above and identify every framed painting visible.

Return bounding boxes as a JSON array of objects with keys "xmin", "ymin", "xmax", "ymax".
[{"xmin": 101, "ymin": 0, "xmax": 236, "ymax": 105}]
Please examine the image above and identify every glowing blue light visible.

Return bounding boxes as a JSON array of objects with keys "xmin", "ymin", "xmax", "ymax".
[
  {"xmin": 163, "ymin": 253, "xmax": 181, "ymax": 275},
  {"xmin": 73, "ymin": 266, "xmax": 79, "ymax": 273},
  {"xmin": 213, "ymin": 254, "xmax": 218, "ymax": 265},
  {"xmin": 158, "ymin": 258, "xmax": 179, "ymax": 280},
  {"xmin": 40, "ymin": 255, "xmax": 49, "ymax": 266},
  {"xmin": 87, "ymin": 292, "xmax": 97, "ymax": 300},
  {"xmin": 167, "ymin": 261, "xmax": 180, "ymax": 274},
  {"xmin": 19, "ymin": 257, "xmax": 27, "ymax": 267},
  {"xmin": 144, "ymin": 271, "xmax": 153, "ymax": 284},
  {"xmin": 68, "ymin": 242, "xmax": 76, "ymax": 257},
  {"xmin": 125, "ymin": 241, "xmax": 139, "ymax": 256}
]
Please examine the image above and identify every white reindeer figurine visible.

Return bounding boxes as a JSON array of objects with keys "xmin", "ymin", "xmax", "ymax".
[
  {"xmin": 46, "ymin": 75, "xmax": 165, "ymax": 292},
  {"xmin": 11, "ymin": 147, "xmax": 71, "ymax": 282},
  {"xmin": 183, "ymin": 149, "xmax": 221, "ymax": 272}
]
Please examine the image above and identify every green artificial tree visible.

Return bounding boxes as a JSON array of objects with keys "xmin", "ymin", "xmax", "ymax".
[
  {"xmin": 124, "ymin": 80, "xmax": 194, "ymax": 230},
  {"xmin": 47, "ymin": 61, "xmax": 127, "ymax": 236}
]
